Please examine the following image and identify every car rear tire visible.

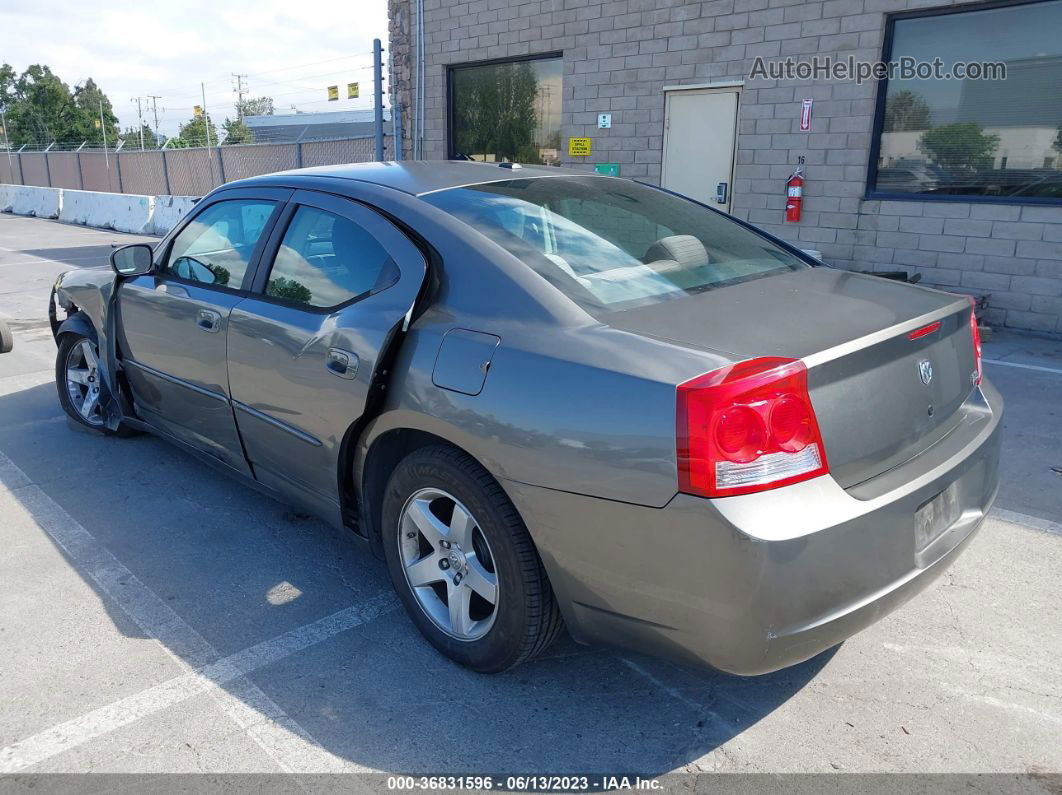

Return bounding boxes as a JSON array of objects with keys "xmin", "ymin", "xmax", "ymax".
[
  {"xmin": 0, "ymin": 320, "xmax": 12, "ymax": 354},
  {"xmin": 381, "ymin": 445, "xmax": 564, "ymax": 672},
  {"xmin": 56, "ymin": 331, "xmax": 133, "ymax": 436}
]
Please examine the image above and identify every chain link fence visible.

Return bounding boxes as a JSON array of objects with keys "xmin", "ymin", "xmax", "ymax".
[{"xmin": 0, "ymin": 134, "xmax": 393, "ymax": 197}]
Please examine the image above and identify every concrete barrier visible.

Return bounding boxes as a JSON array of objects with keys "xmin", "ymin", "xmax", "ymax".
[
  {"xmin": 0, "ymin": 185, "xmax": 62, "ymax": 218},
  {"xmin": 1, "ymin": 184, "xmax": 199, "ymax": 234},
  {"xmin": 59, "ymin": 189, "xmax": 155, "ymax": 234},
  {"xmin": 150, "ymin": 195, "xmax": 199, "ymax": 236}
]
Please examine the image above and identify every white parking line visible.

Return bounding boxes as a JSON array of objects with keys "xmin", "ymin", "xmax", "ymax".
[
  {"xmin": 0, "ymin": 594, "xmax": 396, "ymax": 774},
  {"xmin": 0, "ymin": 449, "xmax": 393, "ymax": 773},
  {"xmin": 0, "ymin": 253, "xmax": 112, "ymax": 266},
  {"xmin": 983, "ymin": 358, "xmax": 1062, "ymax": 376}
]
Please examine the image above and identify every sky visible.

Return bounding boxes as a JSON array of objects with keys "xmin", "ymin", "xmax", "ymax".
[{"xmin": 1, "ymin": 0, "xmax": 390, "ymax": 140}]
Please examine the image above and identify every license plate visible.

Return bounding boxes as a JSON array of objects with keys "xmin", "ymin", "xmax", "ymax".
[{"xmin": 915, "ymin": 483, "xmax": 961, "ymax": 551}]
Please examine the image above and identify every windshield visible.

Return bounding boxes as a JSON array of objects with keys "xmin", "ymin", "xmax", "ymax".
[{"xmin": 422, "ymin": 176, "xmax": 810, "ymax": 312}]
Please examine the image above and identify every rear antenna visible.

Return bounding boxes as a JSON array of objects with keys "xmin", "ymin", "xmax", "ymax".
[{"xmin": 498, "ymin": 162, "xmax": 522, "ymax": 169}]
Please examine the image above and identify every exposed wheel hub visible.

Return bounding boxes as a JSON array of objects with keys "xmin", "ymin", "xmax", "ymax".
[{"xmin": 446, "ymin": 546, "xmax": 467, "ymax": 574}]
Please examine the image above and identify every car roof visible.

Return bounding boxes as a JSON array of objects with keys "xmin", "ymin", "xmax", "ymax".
[{"xmin": 243, "ymin": 160, "xmax": 592, "ymax": 196}]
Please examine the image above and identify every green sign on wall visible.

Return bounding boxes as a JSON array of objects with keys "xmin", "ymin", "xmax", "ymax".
[{"xmin": 594, "ymin": 163, "xmax": 620, "ymax": 177}]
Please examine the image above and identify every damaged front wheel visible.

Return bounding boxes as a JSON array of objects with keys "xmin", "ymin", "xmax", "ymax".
[{"xmin": 56, "ymin": 331, "xmax": 131, "ymax": 436}]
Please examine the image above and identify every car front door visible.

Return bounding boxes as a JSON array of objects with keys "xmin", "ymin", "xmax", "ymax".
[
  {"xmin": 226, "ymin": 189, "xmax": 427, "ymax": 523},
  {"xmin": 116, "ymin": 189, "xmax": 290, "ymax": 473}
]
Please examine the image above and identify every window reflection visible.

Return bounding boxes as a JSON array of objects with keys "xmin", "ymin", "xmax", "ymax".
[
  {"xmin": 165, "ymin": 200, "xmax": 276, "ymax": 287},
  {"xmin": 265, "ymin": 206, "xmax": 397, "ymax": 308},
  {"xmin": 873, "ymin": 0, "xmax": 1062, "ymax": 200},
  {"xmin": 450, "ymin": 57, "xmax": 563, "ymax": 166}
]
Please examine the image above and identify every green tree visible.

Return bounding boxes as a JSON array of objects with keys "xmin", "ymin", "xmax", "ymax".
[
  {"xmin": 122, "ymin": 123, "xmax": 159, "ymax": 150},
  {"xmin": 883, "ymin": 90, "xmax": 931, "ymax": 132},
  {"xmin": 0, "ymin": 64, "xmax": 118, "ymax": 148},
  {"xmin": 71, "ymin": 78, "xmax": 119, "ymax": 144},
  {"xmin": 2, "ymin": 64, "xmax": 72, "ymax": 146},
  {"xmin": 266, "ymin": 276, "xmax": 311, "ymax": 303},
  {"xmin": 172, "ymin": 112, "xmax": 219, "ymax": 148},
  {"xmin": 221, "ymin": 117, "xmax": 253, "ymax": 145},
  {"xmin": 238, "ymin": 96, "xmax": 273, "ymax": 117},
  {"xmin": 918, "ymin": 122, "xmax": 1000, "ymax": 175}
]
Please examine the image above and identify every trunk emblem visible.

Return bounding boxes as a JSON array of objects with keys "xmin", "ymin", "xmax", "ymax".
[{"xmin": 919, "ymin": 360, "xmax": 933, "ymax": 385}]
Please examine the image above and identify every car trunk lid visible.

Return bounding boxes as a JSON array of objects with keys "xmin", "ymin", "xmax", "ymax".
[{"xmin": 607, "ymin": 267, "xmax": 978, "ymax": 489}]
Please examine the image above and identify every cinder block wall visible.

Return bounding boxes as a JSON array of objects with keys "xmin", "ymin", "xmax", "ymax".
[{"xmin": 388, "ymin": 0, "xmax": 1062, "ymax": 335}]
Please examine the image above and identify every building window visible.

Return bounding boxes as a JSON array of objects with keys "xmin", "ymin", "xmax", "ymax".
[
  {"xmin": 869, "ymin": 0, "xmax": 1062, "ymax": 202},
  {"xmin": 449, "ymin": 55, "xmax": 562, "ymax": 166}
]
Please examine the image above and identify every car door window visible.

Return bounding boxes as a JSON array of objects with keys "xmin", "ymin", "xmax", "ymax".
[
  {"xmin": 165, "ymin": 200, "xmax": 276, "ymax": 289},
  {"xmin": 264, "ymin": 206, "xmax": 399, "ymax": 308}
]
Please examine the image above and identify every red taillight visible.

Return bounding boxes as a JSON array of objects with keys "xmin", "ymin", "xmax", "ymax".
[
  {"xmin": 677, "ymin": 357, "xmax": 830, "ymax": 498},
  {"xmin": 908, "ymin": 320, "xmax": 942, "ymax": 340},
  {"xmin": 968, "ymin": 298, "xmax": 983, "ymax": 385}
]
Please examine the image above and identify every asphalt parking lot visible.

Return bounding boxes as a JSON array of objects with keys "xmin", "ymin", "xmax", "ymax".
[{"xmin": 0, "ymin": 212, "xmax": 1060, "ymax": 778}]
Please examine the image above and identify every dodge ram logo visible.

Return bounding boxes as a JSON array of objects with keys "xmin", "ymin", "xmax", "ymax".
[{"xmin": 919, "ymin": 359, "xmax": 933, "ymax": 385}]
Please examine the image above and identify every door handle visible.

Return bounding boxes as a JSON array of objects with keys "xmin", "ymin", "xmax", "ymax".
[
  {"xmin": 325, "ymin": 348, "xmax": 359, "ymax": 379},
  {"xmin": 196, "ymin": 309, "xmax": 222, "ymax": 333}
]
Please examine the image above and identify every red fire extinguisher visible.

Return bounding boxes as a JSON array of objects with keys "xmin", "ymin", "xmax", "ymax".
[{"xmin": 786, "ymin": 159, "xmax": 805, "ymax": 223}]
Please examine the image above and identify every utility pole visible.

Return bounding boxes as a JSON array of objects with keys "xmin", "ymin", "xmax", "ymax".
[
  {"xmin": 232, "ymin": 73, "xmax": 248, "ymax": 120},
  {"xmin": 200, "ymin": 84, "xmax": 213, "ymax": 148},
  {"xmin": 1, "ymin": 108, "xmax": 14, "ymax": 177},
  {"xmin": 201, "ymin": 82, "xmax": 216, "ymax": 186},
  {"xmin": 99, "ymin": 99, "xmax": 109, "ymax": 169},
  {"xmin": 131, "ymin": 96, "xmax": 145, "ymax": 149},
  {"xmin": 147, "ymin": 95, "xmax": 162, "ymax": 145}
]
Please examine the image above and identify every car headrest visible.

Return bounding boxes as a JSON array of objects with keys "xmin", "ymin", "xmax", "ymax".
[
  {"xmin": 642, "ymin": 258, "xmax": 684, "ymax": 280},
  {"xmin": 644, "ymin": 235, "xmax": 710, "ymax": 270}
]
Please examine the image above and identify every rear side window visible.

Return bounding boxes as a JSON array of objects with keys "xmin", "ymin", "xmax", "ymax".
[
  {"xmin": 423, "ymin": 176, "xmax": 809, "ymax": 312},
  {"xmin": 264, "ymin": 206, "xmax": 398, "ymax": 308},
  {"xmin": 165, "ymin": 200, "xmax": 276, "ymax": 289}
]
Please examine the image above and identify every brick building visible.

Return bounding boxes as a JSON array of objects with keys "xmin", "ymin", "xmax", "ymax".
[{"xmin": 387, "ymin": 0, "xmax": 1062, "ymax": 335}]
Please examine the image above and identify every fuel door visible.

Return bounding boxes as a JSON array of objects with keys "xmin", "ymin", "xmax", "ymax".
[{"xmin": 432, "ymin": 329, "xmax": 501, "ymax": 396}]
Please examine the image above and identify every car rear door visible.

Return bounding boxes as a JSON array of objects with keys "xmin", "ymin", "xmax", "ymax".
[
  {"xmin": 116, "ymin": 188, "xmax": 290, "ymax": 473},
  {"xmin": 226, "ymin": 189, "xmax": 427, "ymax": 522}
]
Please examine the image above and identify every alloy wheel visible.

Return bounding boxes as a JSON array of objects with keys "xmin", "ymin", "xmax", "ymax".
[
  {"xmin": 398, "ymin": 487, "xmax": 499, "ymax": 641},
  {"xmin": 65, "ymin": 339, "xmax": 105, "ymax": 427}
]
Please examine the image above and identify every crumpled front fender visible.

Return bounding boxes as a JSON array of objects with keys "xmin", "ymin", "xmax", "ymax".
[
  {"xmin": 51, "ymin": 269, "xmax": 127, "ymax": 432},
  {"xmin": 54, "ymin": 311, "xmax": 98, "ymax": 345}
]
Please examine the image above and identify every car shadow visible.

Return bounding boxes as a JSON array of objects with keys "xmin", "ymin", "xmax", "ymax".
[
  {"xmin": 16, "ymin": 244, "xmax": 139, "ymax": 269},
  {"xmin": 0, "ymin": 380, "xmax": 835, "ymax": 776}
]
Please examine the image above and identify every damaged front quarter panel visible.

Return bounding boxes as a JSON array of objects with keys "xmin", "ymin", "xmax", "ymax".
[{"xmin": 52, "ymin": 267, "xmax": 127, "ymax": 432}]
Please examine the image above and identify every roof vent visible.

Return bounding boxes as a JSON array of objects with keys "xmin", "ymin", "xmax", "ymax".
[{"xmin": 498, "ymin": 162, "xmax": 522, "ymax": 169}]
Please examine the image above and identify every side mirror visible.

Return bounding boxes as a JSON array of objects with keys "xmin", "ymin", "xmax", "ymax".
[{"xmin": 110, "ymin": 244, "xmax": 154, "ymax": 276}]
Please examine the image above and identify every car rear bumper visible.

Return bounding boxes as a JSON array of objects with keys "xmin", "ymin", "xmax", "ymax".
[{"xmin": 505, "ymin": 380, "xmax": 1003, "ymax": 675}]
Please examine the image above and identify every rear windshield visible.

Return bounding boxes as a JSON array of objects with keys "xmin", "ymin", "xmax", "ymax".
[{"xmin": 422, "ymin": 176, "xmax": 809, "ymax": 312}]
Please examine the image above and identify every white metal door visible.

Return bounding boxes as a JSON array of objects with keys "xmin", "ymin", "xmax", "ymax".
[{"xmin": 662, "ymin": 89, "xmax": 739, "ymax": 212}]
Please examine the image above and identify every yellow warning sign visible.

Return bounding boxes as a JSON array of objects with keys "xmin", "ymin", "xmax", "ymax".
[
  {"xmin": 568, "ymin": 137, "xmax": 591, "ymax": 156},
  {"xmin": 327, "ymin": 85, "xmax": 339, "ymax": 101},
  {"xmin": 347, "ymin": 82, "xmax": 359, "ymax": 99}
]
